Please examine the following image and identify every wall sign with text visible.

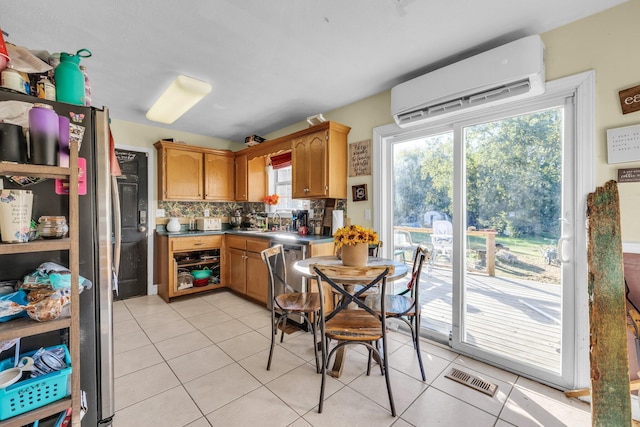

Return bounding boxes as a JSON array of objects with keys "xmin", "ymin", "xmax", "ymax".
[
  {"xmin": 618, "ymin": 167, "xmax": 640, "ymax": 183},
  {"xmin": 349, "ymin": 139, "xmax": 371, "ymax": 177},
  {"xmin": 619, "ymin": 84, "xmax": 640, "ymax": 115},
  {"xmin": 607, "ymin": 123, "xmax": 640, "ymax": 164}
]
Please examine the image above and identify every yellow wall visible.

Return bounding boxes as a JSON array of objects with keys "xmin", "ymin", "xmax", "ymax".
[
  {"xmin": 265, "ymin": 0, "xmax": 640, "ymax": 241},
  {"xmin": 110, "ymin": 118, "xmax": 243, "ymax": 151},
  {"xmin": 110, "ymin": 119, "xmax": 244, "ymax": 203},
  {"xmin": 542, "ymin": 0, "xmax": 640, "ymax": 241}
]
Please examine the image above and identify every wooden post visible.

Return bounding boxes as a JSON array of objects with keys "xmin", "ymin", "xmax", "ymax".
[
  {"xmin": 586, "ymin": 180, "xmax": 632, "ymax": 426},
  {"xmin": 485, "ymin": 231, "xmax": 496, "ymax": 277}
]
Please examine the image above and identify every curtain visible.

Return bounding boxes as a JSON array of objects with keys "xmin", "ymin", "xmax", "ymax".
[{"xmin": 270, "ymin": 152, "xmax": 291, "ymax": 169}]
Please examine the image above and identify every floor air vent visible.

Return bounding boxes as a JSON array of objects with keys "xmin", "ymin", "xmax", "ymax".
[{"xmin": 444, "ymin": 368, "xmax": 498, "ymax": 397}]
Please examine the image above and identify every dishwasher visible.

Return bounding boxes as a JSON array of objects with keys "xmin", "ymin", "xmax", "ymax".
[{"xmin": 268, "ymin": 241, "xmax": 308, "ymax": 330}]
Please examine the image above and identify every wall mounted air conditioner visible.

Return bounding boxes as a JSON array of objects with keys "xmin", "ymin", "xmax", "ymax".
[{"xmin": 391, "ymin": 35, "xmax": 545, "ymax": 128}]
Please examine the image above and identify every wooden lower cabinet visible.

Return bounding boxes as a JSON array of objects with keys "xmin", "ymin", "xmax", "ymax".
[
  {"xmin": 156, "ymin": 233, "xmax": 333, "ymax": 306},
  {"xmin": 228, "ymin": 247, "xmax": 247, "ymax": 294},
  {"xmin": 226, "ymin": 236, "xmax": 270, "ymax": 304},
  {"xmin": 245, "ymin": 248, "xmax": 268, "ymax": 303},
  {"xmin": 155, "ymin": 233, "xmax": 225, "ymax": 302}
]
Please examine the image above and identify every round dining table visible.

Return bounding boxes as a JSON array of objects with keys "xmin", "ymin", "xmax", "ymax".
[
  {"xmin": 294, "ymin": 256, "xmax": 408, "ymax": 282},
  {"xmin": 293, "ymin": 255, "xmax": 408, "ymax": 378}
]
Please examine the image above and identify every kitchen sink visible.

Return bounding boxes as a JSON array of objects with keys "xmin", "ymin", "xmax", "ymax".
[{"xmin": 268, "ymin": 233, "xmax": 300, "ymax": 241}]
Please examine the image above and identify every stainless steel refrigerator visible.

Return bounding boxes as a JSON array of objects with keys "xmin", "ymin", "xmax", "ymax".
[{"xmin": 0, "ymin": 88, "xmax": 117, "ymax": 426}]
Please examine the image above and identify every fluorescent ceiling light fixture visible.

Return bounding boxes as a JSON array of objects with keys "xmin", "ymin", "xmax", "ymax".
[{"xmin": 146, "ymin": 75, "xmax": 212, "ymax": 124}]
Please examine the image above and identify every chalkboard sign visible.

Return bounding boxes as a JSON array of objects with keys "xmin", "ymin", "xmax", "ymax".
[
  {"xmin": 618, "ymin": 167, "xmax": 640, "ymax": 183},
  {"xmin": 349, "ymin": 139, "xmax": 371, "ymax": 177}
]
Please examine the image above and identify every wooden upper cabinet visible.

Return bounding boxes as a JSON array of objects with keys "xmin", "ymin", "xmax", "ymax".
[
  {"xmin": 235, "ymin": 154, "xmax": 266, "ymax": 202},
  {"xmin": 291, "ymin": 122, "xmax": 350, "ymax": 199},
  {"xmin": 292, "ymin": 130, "xmax": 327, "ymax": 198},
  {"xmin": 154, "ymin": 140, "xmax": 234, "ymax": 201},
  {"xmin": 205, "ymin": 152, "xmax": 234, "ymax": 201},
  {"xmin": 235, "ymin": 154, "xmax": 248, "ymax": 201},
  {"xmin": 162, "ymin": 145, "xmax": 204, "ymax": 200}
]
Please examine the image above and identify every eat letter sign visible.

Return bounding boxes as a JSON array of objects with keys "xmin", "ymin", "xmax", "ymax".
[{"xmin": 619, "ymin": 84, "xmax": 640, "ymax": 115}]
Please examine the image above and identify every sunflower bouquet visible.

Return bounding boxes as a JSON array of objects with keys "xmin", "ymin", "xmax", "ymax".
[{"xmin": 333, "ymin": 225, "xmax": 378, "ymax": 249}]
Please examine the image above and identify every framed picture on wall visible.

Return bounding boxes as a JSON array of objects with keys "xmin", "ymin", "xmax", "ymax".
[{"xmin": 352, "ymin": 184, "xmax": 368, "ymax": 202}]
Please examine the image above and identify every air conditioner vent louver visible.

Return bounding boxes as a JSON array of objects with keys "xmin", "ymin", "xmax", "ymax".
[{"xmin": 392, "ymin": 35, "xmax": 545, "ymax": 128}]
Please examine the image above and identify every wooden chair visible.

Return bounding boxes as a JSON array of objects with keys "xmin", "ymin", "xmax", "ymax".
[
  {"xmin": 261, "ymin": 245, "xmax": 321, "ymax": 372},
  {"xmin": 365, "ymin": 244, "xmax": 430, "ymax": 381},
  {"xmin": 311, "ymin": 263, "xmax": 396, "ymax": 416}
]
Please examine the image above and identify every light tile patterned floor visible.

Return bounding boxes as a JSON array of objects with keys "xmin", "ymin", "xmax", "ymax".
[{"xmin": 112, "ymin": 291, "xmax": 590, "ymax": 427}]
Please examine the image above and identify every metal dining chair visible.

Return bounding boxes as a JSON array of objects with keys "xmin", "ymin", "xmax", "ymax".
[
  {"xmin": 261, "ymin": 245, "xmax": 321, "ymax": 372},
  {"xmin": 365, "ymin": 244, "xmax": 430, "ymax": 381},
  {"xmin": 311, "ymin": 263, "xmax": 396, "ymax": 416}
]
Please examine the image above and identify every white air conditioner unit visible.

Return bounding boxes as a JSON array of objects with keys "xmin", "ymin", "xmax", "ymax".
[{"xmin": 391, "ymin": 35, "xmax": 545, "ymax": 128}]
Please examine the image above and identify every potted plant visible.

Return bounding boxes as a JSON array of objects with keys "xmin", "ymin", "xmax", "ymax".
[{"xmin": 333, "ymin": 225, "xmax": 378, "ymax": 266}]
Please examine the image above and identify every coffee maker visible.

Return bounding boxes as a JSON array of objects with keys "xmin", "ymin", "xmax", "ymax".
[{"xmin": 292, "ymin": 210, "xmax": 308, "ymax": 231}]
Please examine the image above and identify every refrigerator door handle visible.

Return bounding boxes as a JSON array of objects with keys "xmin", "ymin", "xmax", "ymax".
[{"xmin": 111, "ymin": 175, "xmax": 121, "ymax": 293}]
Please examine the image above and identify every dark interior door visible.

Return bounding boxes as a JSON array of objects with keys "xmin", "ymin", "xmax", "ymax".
[{"xmin": 115, "ymin": 149, "xmax": 148, "ymax": 300}]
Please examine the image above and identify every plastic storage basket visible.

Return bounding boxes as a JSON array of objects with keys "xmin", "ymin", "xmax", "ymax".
[{"xmin": 0, "ymin": 344, "xmax": 72, "ymax": 420}]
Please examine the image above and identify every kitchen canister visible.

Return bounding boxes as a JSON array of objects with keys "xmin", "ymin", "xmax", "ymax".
[
  {"xmin": 0, "ymin": 68, "xmax": 27, "ymax": 94},
  {"xmin": 0, "ymin": 122, "xmax": 27, "ymax": 163},
  {"xmin": 29, "ymin": 103, "xmax": 59, "ymax": 166},
  {"xmin": 54, "ymin": 49, "xmax": 92, "ymax": 105},
  {"xmin": 0, "ymin": 189, "xmax": 33, "ymax": 243}
]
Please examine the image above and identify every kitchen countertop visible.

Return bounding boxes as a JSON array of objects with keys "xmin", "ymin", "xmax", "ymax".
[{"xmin": 155, "ymin": 228, "xmax": 334, "ymax": 245}]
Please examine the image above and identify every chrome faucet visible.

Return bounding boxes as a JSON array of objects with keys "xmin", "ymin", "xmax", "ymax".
[{"xmin": 272, "ymin": 212, "xmax": 282, "ymax": 231}]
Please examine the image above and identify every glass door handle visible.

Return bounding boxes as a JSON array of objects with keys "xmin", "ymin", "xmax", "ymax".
[{"xmin": 557, "ymin": 236, "xmax": 570, "ymax": 263}]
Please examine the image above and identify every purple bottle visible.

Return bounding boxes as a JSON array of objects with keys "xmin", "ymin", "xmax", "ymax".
[{"xmin": 29, "ymin": 104, "xmax": 59, "ymax": 166}]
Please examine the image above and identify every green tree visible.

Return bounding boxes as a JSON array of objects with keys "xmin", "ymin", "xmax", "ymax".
[{"xmin": 465, "ymin": 108, "xmax": 562, "ymax": 237}]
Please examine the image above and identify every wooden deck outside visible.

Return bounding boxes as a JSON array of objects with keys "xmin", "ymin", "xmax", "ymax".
[{"xmin": 391, "ymin": 265, "xmax": 562, "ymax": 373}]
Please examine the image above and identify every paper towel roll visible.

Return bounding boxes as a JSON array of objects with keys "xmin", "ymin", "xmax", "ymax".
[{"xmin": 332, "ymin": 210, "xmax": 344, "ymax": 234}]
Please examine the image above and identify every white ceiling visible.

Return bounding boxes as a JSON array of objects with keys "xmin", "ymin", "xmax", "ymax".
[{"xmin": 2, "ymin": 0, "xmax": 627, "ymax": 142}]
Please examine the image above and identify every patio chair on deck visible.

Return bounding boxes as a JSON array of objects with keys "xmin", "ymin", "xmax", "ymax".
[
  {"xmin": 394, "ymin": 230, "xmax": 418, "ymax": 263},
  {"xmin": 431, "ymin": 220, "xmax": 453, "ymax": 263}
]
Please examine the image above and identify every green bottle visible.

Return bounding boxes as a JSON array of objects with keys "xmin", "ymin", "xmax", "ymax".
[{"xmin": 54, "ymin": 49, "xmax": 91, "ymax": 105}]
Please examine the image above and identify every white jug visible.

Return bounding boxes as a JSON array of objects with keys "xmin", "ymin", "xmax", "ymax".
[{"xmin": 166, "ymin": 217, "xmax": 181, "ymax": 233}]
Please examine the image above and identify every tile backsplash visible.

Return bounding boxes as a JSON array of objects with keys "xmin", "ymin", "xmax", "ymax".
[{"xmin": 156, "ymin": 199, "xmax": 346, "ymax": 225}]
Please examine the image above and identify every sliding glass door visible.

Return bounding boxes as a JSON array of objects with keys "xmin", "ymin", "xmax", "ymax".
[
  {"xmin": 457, "ymin": 106, "xmax": 566, "ymax": 375},
  {"xmin": 392, "ymin": 132, "xmax": 454, "ymax": 338},
  {"xmin": 377, "ymin": 73, "xmax": 595, "ymax": 388}
]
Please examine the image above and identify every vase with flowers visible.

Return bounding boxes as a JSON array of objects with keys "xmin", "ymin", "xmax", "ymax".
[
  {"xmin": 334, "ymin": 225, "xmax": 378, "ymax": 266},
  {"xmin": 263, "ymin": 194, "xmax": 279, "ymax": 213}
]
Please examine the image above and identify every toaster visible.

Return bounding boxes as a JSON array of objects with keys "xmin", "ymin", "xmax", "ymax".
[{"xmin": 196, "ymin": 217, "xmax": 221, "ymax": 231}]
